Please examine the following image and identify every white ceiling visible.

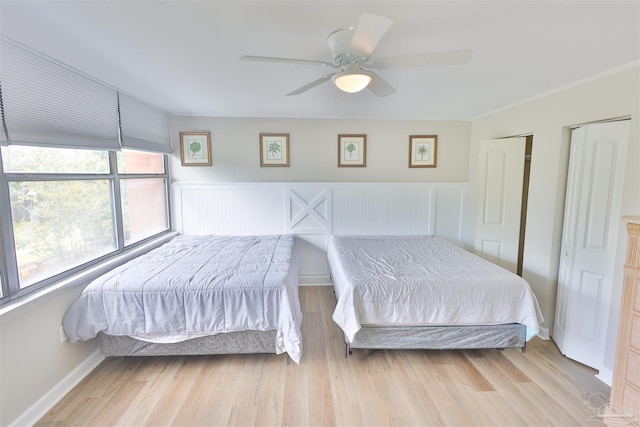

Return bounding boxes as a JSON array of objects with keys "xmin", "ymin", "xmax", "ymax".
[{"xmin": 1, "ymin": 1, "xmax": 638, "ymax": 121}]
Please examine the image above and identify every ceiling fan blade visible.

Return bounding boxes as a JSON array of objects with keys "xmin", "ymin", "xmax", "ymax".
[
  {"xmin": 241, "ymin": 55, "xmax": 334, "ymax": 67},
  {"xmin": 286, "ymin": 74, "xmax": 334, "ymax": 96},
  {"xmin": 368, "ymin": 71, "xmax": 396, "ymax": 97},
  {"xmin": 348, "ymin": 13, "xmax": 393, "ymax": 59},
  {"xmin": 371, "ymin": 49, "xmax": 473, "ymax": 69}
]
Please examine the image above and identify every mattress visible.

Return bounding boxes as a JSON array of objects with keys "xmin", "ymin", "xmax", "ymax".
[
  {"xmin": 328, "ymin": 235, "xmax": 543, "ymax": 343},
  {"xmin": 63, "ymin": 234, "xmax": 302, "ymax": 363}
]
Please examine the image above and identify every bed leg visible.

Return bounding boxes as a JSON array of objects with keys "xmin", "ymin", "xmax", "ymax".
[
  {"xmin": 521, "ymin": 343, "xmax": 526, "ymax": 353},
  {"xmin": 344, "ymin": 342, "xmax": 352, "ymax": 358}
]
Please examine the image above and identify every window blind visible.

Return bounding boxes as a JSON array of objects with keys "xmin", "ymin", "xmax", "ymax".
[
  {"xmin": 118, "ymin": 92, "xmax": 172, "ymax": 153},
  {"xmin": 0, "ymin": 36, "xmax": 120, "ymax": 150}
]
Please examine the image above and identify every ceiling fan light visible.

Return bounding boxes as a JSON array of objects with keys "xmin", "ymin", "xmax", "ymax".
[{"xmin": 333, "ymin": 73, "xmax": 372, "ymax": 93}]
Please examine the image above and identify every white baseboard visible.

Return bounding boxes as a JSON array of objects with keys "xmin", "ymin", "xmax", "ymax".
[
  {"xmin": 9, "ymin": 349, "xmax": 104, "ymax": 427},
  {"xmin": 596, "ymin": 367, "xmax": 613, "ymax": 386},
  {"xmin": 537, "ymin": 326, "xmax": 550, "ymax": 340},
  {"xmin": 299, "ymin": 275, "xmax": 332, "ymax": 286}
]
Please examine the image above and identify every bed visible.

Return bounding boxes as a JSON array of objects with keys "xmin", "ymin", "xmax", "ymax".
[
  {"xmin": 327, "ymin": 235, "xmax": 543, "ymax": 356},
  {"xmin": 63, "ymin": 234, "xmax": 303, "ymax": 364}
]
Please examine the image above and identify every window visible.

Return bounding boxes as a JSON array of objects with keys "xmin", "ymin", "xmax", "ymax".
[
  {"xmin": 0, "ymin": 36, "xmax": 172, "ymax": 303},
  {"xmin": 0, "ymin": 146, "xmax": 170, "ymax": 301},
  {"xmin": 116, "ymin": 150, "xmax": 169, "ymax": 246}
]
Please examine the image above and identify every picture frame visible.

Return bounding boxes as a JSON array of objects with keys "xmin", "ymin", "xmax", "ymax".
[
  {"xmin": 409, "ymin": 135, "xmax": 437, "ymax": 168},
  {"xmin": 338, "ymin": 134, "xmax": 367, "ymax": 167},
  {"xmin": 179, "ymin": 132, "xmax": 211, "ymax": 166},
  {"xmin": 260, "ymin": 133, "xmax": 290, "ymax": 167}
]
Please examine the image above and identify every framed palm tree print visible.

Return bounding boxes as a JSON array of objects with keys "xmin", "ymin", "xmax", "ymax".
[
  {"xmin": 338, "ymin": 134, "xmax": 366, "ymax": 167},
  {"xmin": 409, "ymin": 135, "xmax": 437, "ymax": 168},
  {"xmin": 260, "ymin": 133, "xmax": 289, "ymax": 167},
  {"xmin": 180, "ymin": 132, "xmax": 212, "ymax": 166}
]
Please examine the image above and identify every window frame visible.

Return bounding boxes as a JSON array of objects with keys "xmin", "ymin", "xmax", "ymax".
[{"xmin": 0, "ymin": 148, "xmax": 171, "ymax": 304}]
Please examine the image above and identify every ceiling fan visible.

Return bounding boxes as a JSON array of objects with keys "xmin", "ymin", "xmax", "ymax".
[{"xmin": 240, "ymin": 12, "xmax": 472, "ymax": 97}]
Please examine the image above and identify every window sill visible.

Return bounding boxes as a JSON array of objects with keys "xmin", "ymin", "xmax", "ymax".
[{"xmin": 0, "ymin": 231, "xmax": 178, "ymax": 324}]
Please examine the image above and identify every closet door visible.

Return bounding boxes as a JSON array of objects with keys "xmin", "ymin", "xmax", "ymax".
[
  {"xmin": 474, "ymin": 137, "xmax": 526, "ymax": 273},
  {"xmin": 554, "ymin": 120, "xmax": 630, "ymax": 370}
]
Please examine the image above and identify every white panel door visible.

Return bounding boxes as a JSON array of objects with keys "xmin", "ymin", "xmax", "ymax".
[
  {"xmin": 474, "ymin": 137, "xmax": 526, "ymax": 273},
  {"xmin": 554, "ymin": 120, "xmax": 630, "ymax": 369}
]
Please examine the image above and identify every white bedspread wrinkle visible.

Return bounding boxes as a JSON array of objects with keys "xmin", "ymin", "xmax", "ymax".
[
  {"xmin": 63, "ymin": 234, "xmax": 303, "ymax": 363},
  {"xmin": 328, "ymin": 236, "xmax": 543, "ymax": 343}
]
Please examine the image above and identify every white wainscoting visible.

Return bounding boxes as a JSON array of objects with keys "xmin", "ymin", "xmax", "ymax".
[{"xmin": 172, "ymin": 182, "xmax": 470, "ymax": 284}]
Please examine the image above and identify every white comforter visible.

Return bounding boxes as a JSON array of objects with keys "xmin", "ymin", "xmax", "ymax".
[
  {"xmin": 328, "ymin": 236, "xmax": 543, "ymax": 343},
  {"xmin": 63, "ymin": 234, "xmax": 303, "ymax": 363}
]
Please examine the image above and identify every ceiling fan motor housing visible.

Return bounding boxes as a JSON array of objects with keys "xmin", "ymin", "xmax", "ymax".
[{"xmin": 328, "ymin": 28, "xmax": 361, "ymax": 64}]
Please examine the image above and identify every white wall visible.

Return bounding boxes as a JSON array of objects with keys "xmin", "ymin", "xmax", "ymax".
[
  {"xmin": 0, "ymin": 284, "xmax": 100, "ymax": 426},
  {"xmin": 169, "ymin": 117, "xmax": 471, "ymax": 183},
  {"xmin": 468, "ymin": 66, "xmax": 640, "ymax": 379}
]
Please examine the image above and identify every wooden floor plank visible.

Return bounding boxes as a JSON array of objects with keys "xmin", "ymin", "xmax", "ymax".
[
  {"xmin": 142, "ymin": 356, "xmax": 207, "ymax": 426},
  {"xmin": 502, "ymin": 341, "xmax": 609, "ymax": 424},
  {"xmin": 36, "ymin": 286, "xmax": 610, "ymax": 427},
  {"xmin": 469, "ymin": 350, "xmax": 566, "ymax": 425},
  {"xmin": 252, "ymin": 356, "xmax": 286, "ymax": 426}
]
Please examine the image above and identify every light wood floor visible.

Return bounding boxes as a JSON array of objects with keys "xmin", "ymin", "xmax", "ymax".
[{"xmin": 37, "ymin": 286, "xmax": 611, "ymax": 426}]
